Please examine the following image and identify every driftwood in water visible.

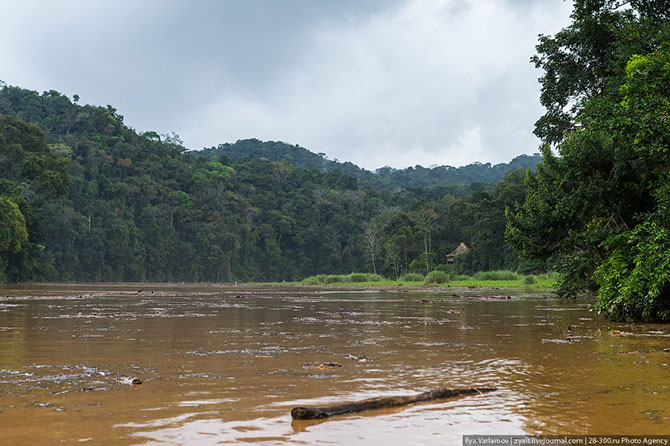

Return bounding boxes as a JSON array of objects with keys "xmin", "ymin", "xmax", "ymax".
[
  {"xmin": 304, "ymin": 362, "xmax": 343, "ymax": 370},
  {"xmin": 291, "ymin": 386, "xmax": 496, "ymax": 420}
]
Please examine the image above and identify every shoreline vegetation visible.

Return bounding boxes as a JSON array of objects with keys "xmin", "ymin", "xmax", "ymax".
[
  {"xmin": 260, "ymin": 270, "xmax": 558, "ymax": 290},
  {"xmin": 0, "ymin": 273, "xmax": 557, "ymax": 293}
]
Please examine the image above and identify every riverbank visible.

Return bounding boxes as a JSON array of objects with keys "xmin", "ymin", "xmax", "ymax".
[
  {"xmin": 255, "ymin": 277, "xmax": 557, "ymax": 292},
  {"xmin": 0, "ymin": 278, "xmax": 557, "ymax": 296},
  {"xmin": 256, "ymin": 271, "xmax": 559, "ymax": 292}
]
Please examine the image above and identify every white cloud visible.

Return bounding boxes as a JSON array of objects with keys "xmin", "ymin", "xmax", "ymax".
[
  {"xmin": 186, "ymin": 0, "xmax": 571, "ymax": 169},
  {"xmin": 0, "ymin": 0, "xmax": 572, "ymax": 170}
]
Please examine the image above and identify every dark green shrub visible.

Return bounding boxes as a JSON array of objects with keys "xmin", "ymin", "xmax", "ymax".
[
  {"xmin": 596, "ymin": 221, "xmax": 670, "ymax": 321},
  {"xmin": 473, "ymin": 270, "xmax": 519, "ymax": 281},
  {"xmin": 424, "ymin": 270, "xmax": 450, "ymax": 284},
  {"xmin": 322, "ymin": 275, "xmax": 344, "ymax": 283},
  {"xmin": 345, "ymin": 273, "xmax": 383, "ymax": 282},
  {"xmin": 399, "ymin": 273, "xmax": 424, "ymax": 282},
  {"xmin": 408, "ymin": 252, "xmax": 437, "ymax": 275},
  {"xmin": 523, "ymin": 276, "xmax": 536, "ymax": 285}
]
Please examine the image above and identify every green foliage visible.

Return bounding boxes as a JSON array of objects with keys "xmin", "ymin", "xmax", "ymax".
[
  {"xmin": 0, "ymin": 115, "xmax": 70, "ymax": 198},
  {"xmin": 0, "ymin": 197, "xmax": 28, "ymax": 254},
  {"xmin": 369, "ymin": 155, "xmax": 542, "ymax": 190},
  {"xmin": 322, "ymin": 275, "xmax": 345, "ymax": 284},
  {"xmin": 0, "ymin": 84, "xmax": 541, "ymax": 284},
  {"xmin": 0, "ymin": 115, "xmax": 70, "ymax": 281},
  {"xmin": 596, "ymin": 219, "xmax": 670, "ymax": 321},
  {"xmin": 301, "ymin": 273, "xmax": 384, "ymax": 285},
  {"xmin": 473, "ymin": 270, "xmax": 520, "ymax": 281},
  {"xmin": 346, "ymin": 273, "xmax": 379, "ymax": 283},
  {"xmin": 448, "ymin": 169, "xmax": 531, "ymax": 275},
  {"xmin": 399, "ymin": 273, "xmax": 424, "ymax": 282},
  {"xmin": 509, "ymin": 5, "xmax": 670, "ymax": 319},
  {"xmin": 531, "ymin": 0, "xmax": 670, "ymax": 145},
  {"xmin": 202, "ymin": 139, "xmax": 542, "ymax": 191},
  {"xmin": 424, "ymin": 270, "xmax": 450, "ymax": 285},
  {"xmin": 523, "ymin": 276, "xmax": 536, "ymax": 285},
  {"xmin": 408, "ymin": 252, "xmax": 437, "ymax": 275}
]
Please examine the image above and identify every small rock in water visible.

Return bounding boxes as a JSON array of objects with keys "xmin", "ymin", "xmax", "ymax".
[
  {"xmin": 32, "ymin": 401, "xmax": 55, "ymax": 408},
  {"xmin": 347, "ymin": 354, "xmax": 372, "ymax": 362},
  {"xmin": 541, "ymin": 338, "xmax": 583, "ymax": 344},
  {"xmin": 115, "ymin": 375, "xmax": 142, "ymax": 385}
]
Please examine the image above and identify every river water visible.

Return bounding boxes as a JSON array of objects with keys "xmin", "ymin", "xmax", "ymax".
[{"xmin": 0, "ymin": 284, "xmax": 668, "ymax": 445}]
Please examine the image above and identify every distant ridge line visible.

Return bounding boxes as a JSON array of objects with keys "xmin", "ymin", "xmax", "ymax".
[{"xmin": 198, "ymin": 138, "xmax": 542, "ymax": 189}]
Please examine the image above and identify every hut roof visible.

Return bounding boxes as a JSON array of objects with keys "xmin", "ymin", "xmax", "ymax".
[{"xmin": 450, "ymin": 243, "xmax": 469, "ymax": 256}]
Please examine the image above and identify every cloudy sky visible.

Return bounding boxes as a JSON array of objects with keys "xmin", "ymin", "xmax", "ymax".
[{"xmin": 1, "ymin": 0, "xmax": 572, "ymax": 170}]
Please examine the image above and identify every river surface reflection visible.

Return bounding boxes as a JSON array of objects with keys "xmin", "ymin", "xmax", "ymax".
[{"xmin": 0, "ymin": 283, "xmax": 668, "ymax": 445}]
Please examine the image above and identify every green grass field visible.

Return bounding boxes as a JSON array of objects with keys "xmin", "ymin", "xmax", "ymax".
[{"xmin": 257, "ymin": 271, "xmax": 557, "ymax": 290}]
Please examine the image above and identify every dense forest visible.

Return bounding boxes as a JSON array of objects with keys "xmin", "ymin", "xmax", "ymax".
[
  {"xmin": 507, "ymin": 0, "xmax": 670, "ymax": 321},
  {"xmin": 2, "ymin": 0, "xmax": 670, "ymax": 322},
  {"xmin": 201, "ymin": 139, "xmax": 541, "ymax": 189},
  {"xmin": 0, "ymin": 84, "xmax": 535, "ymax": 284}
]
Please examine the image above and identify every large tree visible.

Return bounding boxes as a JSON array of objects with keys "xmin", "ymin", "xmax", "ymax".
[
  {"xmin": 507, "ymin": 0, "xmax": 670, "ymax": 320},
  {"xmin": 532, "ymin": 0, "xmax": 670, "ymax": 145},
  {"xmin": 592, "ymin": 48, "xmax": 670, "ymax": 321}
]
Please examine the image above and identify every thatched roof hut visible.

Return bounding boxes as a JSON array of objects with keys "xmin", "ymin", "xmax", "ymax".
[{"xmin": 446, "ymin": 243, "xmax": 469, "ymax": 264}]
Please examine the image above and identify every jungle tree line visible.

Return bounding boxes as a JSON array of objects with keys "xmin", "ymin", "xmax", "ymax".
[
  {"xmin": 0, "ymin": 85, "xmax": 530, "ymax": 284},
  {"xmin": 200, "ymin": 139, "xmax": 542, "ymax": 190}
]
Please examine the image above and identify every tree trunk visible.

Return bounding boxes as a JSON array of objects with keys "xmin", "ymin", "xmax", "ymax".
[
  {"xmin": 291, "ymin": 387, "xmax": 496, "ymax": 420},
  {"xmin": 371, "ymin": 252, "xmax": 377, "ymax": 275},
  {"xmin": 424, "ymin": 234, "xmax": 429, "ymax": 272}
]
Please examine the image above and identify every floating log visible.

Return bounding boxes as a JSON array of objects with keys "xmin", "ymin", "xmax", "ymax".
[{"xmin": 291, "ymin": 386, "xmax": 496, "ymax": 420}]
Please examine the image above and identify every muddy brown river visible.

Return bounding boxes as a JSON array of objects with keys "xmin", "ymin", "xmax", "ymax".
[{"xmin": 0, "ymin": 283, "xmax": 668, "ymax": 445}]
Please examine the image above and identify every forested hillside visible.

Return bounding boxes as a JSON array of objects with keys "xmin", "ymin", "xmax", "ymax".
[
  {"xmin": 202, "ymin": 139, "xmax": 542, "ymax": 189},
  {"xmin": 0, "ymin": 85, "xmax": 535, "ymax": 283}
]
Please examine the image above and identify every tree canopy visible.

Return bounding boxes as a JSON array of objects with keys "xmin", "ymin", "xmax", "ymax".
[
  {"xmin": 0, "ymin": 84, "xmax": 533, "ymax": 284},
  {"xmin": 508, "ymin": 0, "xmax": 670, "ymax": 321},
  {"xmin": 0, "ymin": 115, "xmax": 70, "ymax": 281}
]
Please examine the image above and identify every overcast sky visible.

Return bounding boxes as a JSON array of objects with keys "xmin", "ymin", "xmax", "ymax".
[{"xmin": 1, "ymin": 0, "xmax": 572, "ymax": 170}]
